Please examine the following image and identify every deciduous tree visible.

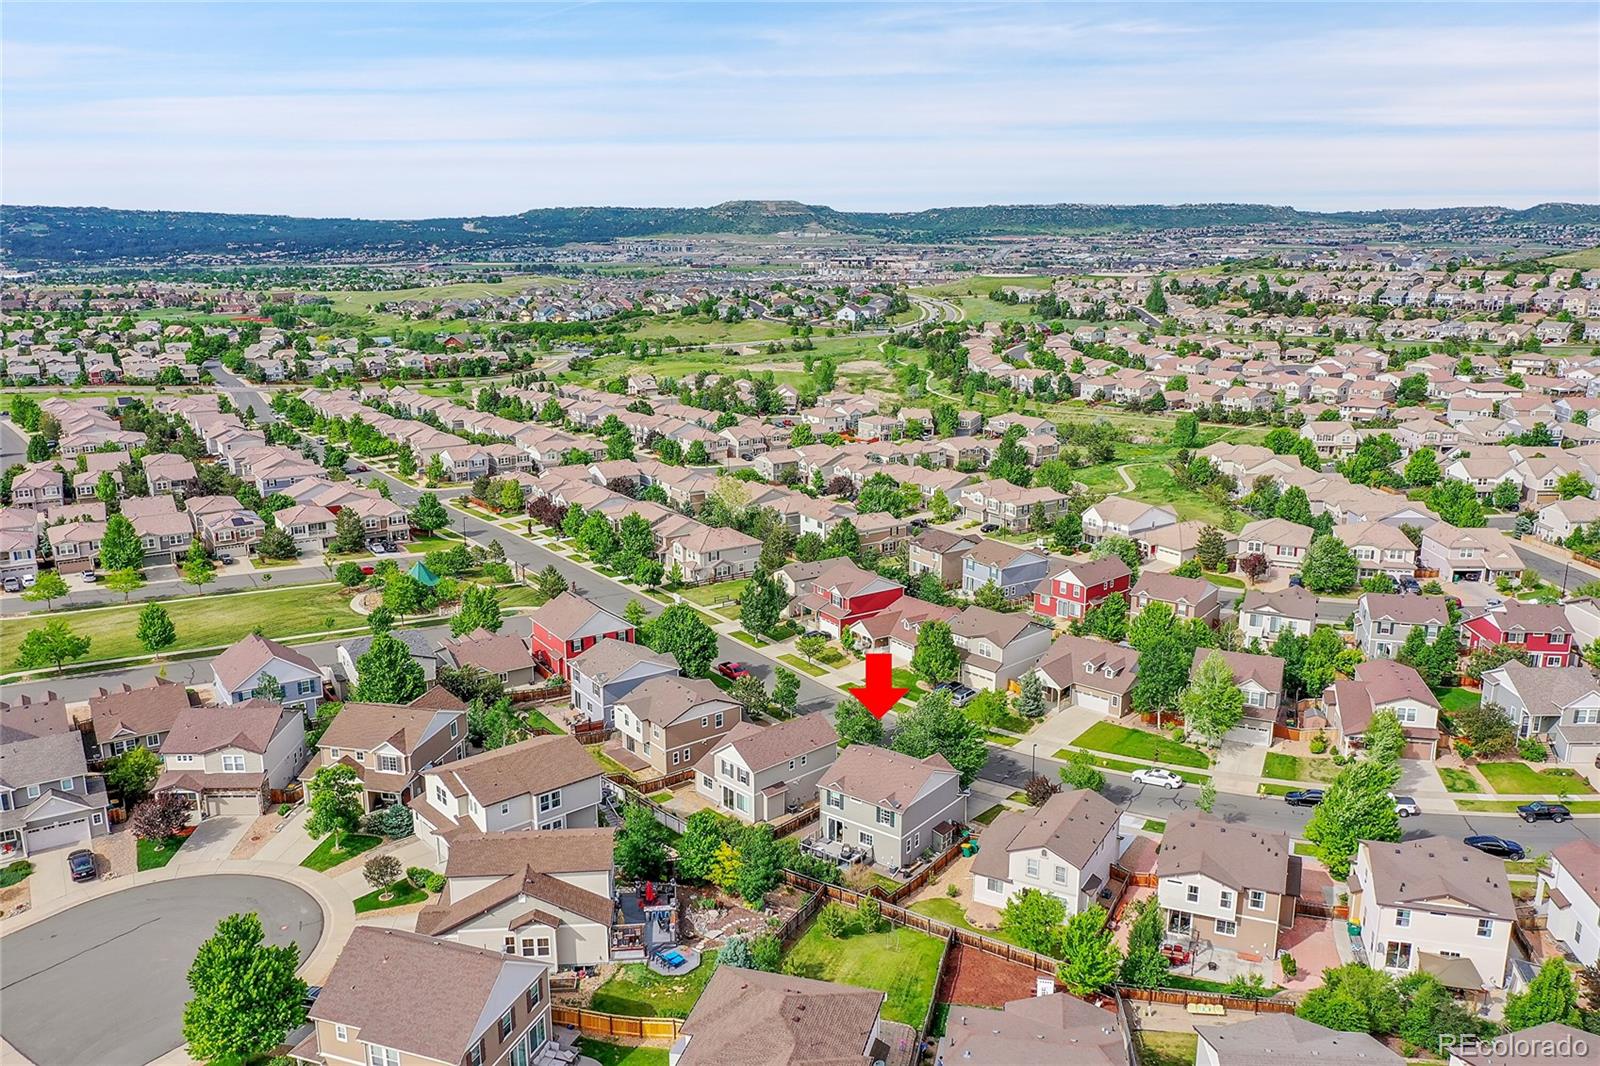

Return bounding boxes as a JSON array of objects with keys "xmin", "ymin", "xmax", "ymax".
[
  {"xmin": 182, "ymin": 913, "xmax": 307, "ymax": 1062},
  {"xmin": 136, "ymin": 602, "xmax": 177, "ymax": 654}
]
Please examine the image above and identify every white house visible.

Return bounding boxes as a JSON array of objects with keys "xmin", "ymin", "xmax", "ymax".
[
  {"xmin": 1537, "ymin": 839, "xmax": 1599, "ymax": 967},
  {"xmin": 971, "ymin": 788, "xmax": 1121, "ymax": 914}
]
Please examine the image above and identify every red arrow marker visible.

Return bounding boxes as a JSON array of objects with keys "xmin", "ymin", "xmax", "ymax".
[{"xmin": 848, "ymin": 652, "xmax": 909, "ymax": 720}]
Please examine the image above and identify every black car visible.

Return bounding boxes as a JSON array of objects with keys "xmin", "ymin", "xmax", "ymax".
[
  {"xmin": 1284, "ymin": 789, "xmax": 1324, "ymax": 808},
  {"xmin": 1517, "ymin": 801, "xmax": 1571, "ymax": 823},
  {"xmin": 1464, "ymin": 835, "xmax": 1526, "ymax": 860},
  {"xmin": 303, "ymin": 985, "xmax": 322, "ymax": 1010},
  {"xmin": 1398, "ymin": 577, "xmax": 1422, "ymax": 594},
  {"xmin": 980, "ymin": 523, "xmax": 1000, "ymax": 533},
  {"xmin": 67, "ymin": 849, "xmax": 97, "ymax": 882}
]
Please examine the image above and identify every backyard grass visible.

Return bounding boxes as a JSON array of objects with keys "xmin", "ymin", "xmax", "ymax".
[
  {"xmin": 352, "ymin": 880, "xmax": 430, "ymax": 913},
  {"xmin": 1068, "ymin": 721, "xmax": 1211, "ymax": 769},
  {"xmin": 1262, "ymin": 753, "xmax": 1339, "ymax": 784},
  {"xmin": 1476, "ymin": 761, "xmax": 1596, "ymax": 795},
  {"xmin": 778, "ymin": 653, "xmax": 829, "ymax": 677},
  {"xmin": 781, "ymin": 922, "xmax": 944, "ymax": 1026},
  {"xmin": 0, "ymin": 860, "xmax": 36, "ymax": 887},
  {"xmin": 574, "ymin": 1040, "xmax": 669, "ymax": 1066},
  {"xmin": 907, "ymin": 897, "xmax": 1027, "ymax": 949},
  {"xmin": 1136, "ymin": 1031, "xmax": 1200, "ymax": 1066},
  {"xmin": 1143, "ymin": 819, "xmax": 1167, "ymax": 833},
  {"xmin": 588, "ymin": 749, "xmax": 635, "ymax": 778},
  {"xmin": 300, "ymin": 833, "xmax": 383, "ymax": 872},
  {"xmin": 679, "ymin": 579, "xmax": 749, "ymax": 607},
  {"xmin": 1433, "ymin": 687, "xmax": 1482, "ymax": 714},
  {"xmin": 137, "ymin": 834, "xmax": 189, "ymax": 871},
  {"xmin": 1438, "ymin": 767, "xmax": 1483, "ymax": 793},
  {"xmin": 3, "ymin": 583, "xmax": 360, "ymax": 668},
  {"xmin": 589, "ymin": 949, "xmax": 721, "ymax": 1018},
  {"xmin": 523, "ymin": 708, "xmax": 567, "ymax": 735}
]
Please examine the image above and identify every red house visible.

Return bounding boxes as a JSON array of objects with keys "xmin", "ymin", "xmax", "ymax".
[
  {"xmin": 1032, "ymin": 555, "xmax": 1132, "ymax": 621},
  {"xmin": 1461, "ymin": 602, "xmax": 1575, "ymax": 668},
  {"xmin": 780, "ymin": 558, "xmax": 904, "ymax": 639},
  {"xmin": 527, "ymin": 591, "xmax": 635, "ymax": 679}
]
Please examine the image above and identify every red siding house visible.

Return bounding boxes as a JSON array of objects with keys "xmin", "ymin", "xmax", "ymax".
[
  {"xmin": 1032, "ymin": 555, "xmax": 1132, "ymax": 621},
  {"xmin": 527, "ymin": 592, "xmax": 635, "ymax": 679},
  {"xmin": 780, "ymin": 558, "xmax": 905, "ymax": 638},
  {"xmin": 1461, "ymin": 603, "xmax": 1575, "ymax": 668}
]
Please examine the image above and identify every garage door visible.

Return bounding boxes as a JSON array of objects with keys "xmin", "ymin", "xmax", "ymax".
[
  {"xmin": 25, "ymin": 817, "xmax": 90, "ymax": 854},
  {"xmin": 1401, "ymin": 739, "xmax": 1436, "ymax": 760},
  {"xmin": 205, "ymin": 792, "xmax": 261, "ymax": 818},
  {"xmin": 1077, "ymin": 690, "xmax": 1112, "ymax": 715},
  {"xmin": 1226, "ymin": 721, "xmax": 1272, "ymax": 746}
]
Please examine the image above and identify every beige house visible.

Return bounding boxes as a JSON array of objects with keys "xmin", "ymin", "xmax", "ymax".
[
  {"xmin": 1157, "ymin": 814, "xmax": 1298, "ymax": 961},
  {"xmin": 693, "ymin": 715, "xmax": 839, "ymax": 823},
  {"xmin": 153, "ymin": 701, "xmax": 307, "ymax": 821},
  {"xmin": 1197, "ymin": 1015, "xmax": 1401, "ymax": 1066},
  {"xmin": 673, "ymin": 966, "xmax": 889, "ymax": 1066},
  {"xmin": 613, "ymin": 676, "xmax": 741, "ymax": 776},
  {"xmin": 1324, "ymin": 660, "xmax": 1441, "ymax": 759},
  {"xmin": 939, "ymin": 994, "xmax": 1132, "ymax": 1066},
  {"xmin": 301, "ymin": 689, "xmax": 468, "ymax": 810},
  {"xmin": 971, "ymin": 788, "xmax": 1121, "ymax": 914},
  {"xmin": 667, "ymin": 524, "xmax": 761, "ymax": 585},
  {"xmin": 907, "ymin": 528, "xmax": 979, "ymax": 587},
  {"xmin": 815, "ymin": 745, "xmax": 967, "ymax": 872}
]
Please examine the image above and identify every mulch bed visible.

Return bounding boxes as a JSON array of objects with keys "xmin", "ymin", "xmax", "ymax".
[{"xmin": 939, "ymin": 942, "xmax": 1046, "ymax": 1008}]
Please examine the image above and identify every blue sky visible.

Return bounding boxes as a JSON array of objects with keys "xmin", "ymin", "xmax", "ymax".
[{"xmin": 4, "ymin": 2, "xmax": 1596, "ymax": 217}]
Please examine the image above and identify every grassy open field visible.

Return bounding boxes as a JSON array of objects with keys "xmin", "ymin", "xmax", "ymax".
[
  {"xmin": 625, "ymin": 315, "xmax": 795, "ymax": 346},
  {"xmin": 1546, "ymin": 247, "xmax": 1600, "ymax": 270},
  {"xmin": 913, "ymin": 275, "xmax": 1057, "ymax": 324},
  {"xmin": 781, "ymin": 922, "xmax": 944, "ymax": 1026}
]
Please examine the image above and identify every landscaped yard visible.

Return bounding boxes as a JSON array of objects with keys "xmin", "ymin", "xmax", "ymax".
[
  {"xmin": 589, "ymin": 949, "xmax": 721, "ymax": 1018},
  {"xmin": 679, "ymin": 579, "xmax": 748, "ymax": 607},
  {"xmin": 778, "ymin": 653, "xmax": 828, "ymax": 677},
  {"xmin": 0, "ymin": 860, "xmax": 36, "ymax": 887},
  {"xmin": 1476, "ymin": 761, "xmax": 1596, "ymax": 795},
  {"xmin": 781, "ymin": 922, "xmax": 944, "ymax": 1026},
  {"xmin": 907, "ymin": 897, "xmax": 1027, "ymax": 950},
  {"xmin": 575, "ymin": 1040, "xmax": 668, "ymax": 1066},
  {"xmin": 353, "ymin": 880, "xmax": 431, "ymax": 913},
  {"xmin": 1438, "ymin": 766, "xmax": 1483, "ymax": 793},
  {"xmin": 1262, "ymin": 753, "xmax": 1339, "ymax": 784},
  {"xmin": 300, "ymin": 833, "xmax": 383, "ymax": 871},
  {"xmin": 1136, "ymin": 1031, "xmax": 1200, "ymax": 1066},
  {"xmin": 136, "ymin": 834, "xmax": 189, "ymax": 871},
  {"xmin": 1434, "ymin": 687, "xmax": 1482, "ymax": 714},
  {"xmin": 1067, "ymin": 721, "xmax": 1211, "ymax": 769}
]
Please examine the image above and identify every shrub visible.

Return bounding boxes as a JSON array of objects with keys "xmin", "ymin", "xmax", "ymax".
[
  {"xmin": 946, "ymin": 883, "xmax": 961, "ymax": 898},
  {"xmin": 278, "ymin": 803, "xmax": 293, "ymax": 817},
  {"xmin": 1024, "ymin": 772, "xmax": 1059, "ymax": 806},
  {"xmin": 363, "ymin": 854, "xmax": 402, "ymax": 891},
  {"xmin": 719, "ymin": 935, "xmax": 755, "ymax": 968},
  {"xmin": 749, "ymin": 933, "xmax": 782, "ymax": 972},
  {"xmin": 1280, "ymin": 952, "xmax": 1298, "ymax": 978},
  {"xmin": 1518, "ymin": 736, "xmax": 1548, "ymax": 762},
  {"xmin": 859, "ymin": 897, "xmax": 886, "ymax": 933},
  {"xmin": 405, "ymin": 865, "xmax": 432, "ymax": 889},
  {"xmin": 425, "ymin": 872, "xmax": 446, "ymax": 893},
  {"xmin": 818, "ymin": 901, "xmax": 853, "ymax": 938},
  {"xmin": 1455, "ymin": 739, "xmax": 1476, "ymax": 759},
  {"xmin": 1169, "ymin": 726, "xmax": 1185, "ymax": 743},
  {"xmin": 1309, "ymin": 732, "xmax": 1329, "ymax": 754},
  {"xmin": 1223, "ymin": 973, "xmax": 1271, "ymax": 999}
]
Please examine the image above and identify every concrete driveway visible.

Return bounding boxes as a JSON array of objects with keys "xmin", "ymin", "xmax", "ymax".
[{"xmin": 0, "ymin": 875, "xmax": 323, "ymax": 1066}]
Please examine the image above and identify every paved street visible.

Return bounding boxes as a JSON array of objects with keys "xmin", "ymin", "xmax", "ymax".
[{"xmin": 205, "ymin": 361, "xmax": 276, "ymax": 422}]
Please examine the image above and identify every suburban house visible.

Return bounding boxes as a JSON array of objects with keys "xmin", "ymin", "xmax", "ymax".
[
  {"xmin": 413, "ymin": 828, "xmax": 619, "ymax": 969},
  {"xmin": 816, "ymin": 744, "xmax": 967, "ymax": 872},
  {"xmin": 1195, "ymin": 1015, "xmax": 1402, "ymax": 1066},
  {"xmin": 437, "ymin": 628, "xmax": 538, "ymax": 688},
  {"xmin": 410, "ymin": 735, "xmax": 606, "ymax": 862},
  {"xmin": 1032, "ymin": 555, "xmax": 1132, "ymax": 622},
  {"xmin": 1236, "ymin": 588, "xmax": 1317, "ymax": 647},
  {"xmin": 1333, "ymin": 521, "xmax": 1419, "ymax": 582},
  {"xmin": 1156, "ymin": 814, "xmax": 1299, "ymax": 960},
  {"xmin": 209, "ymin": 633, "xmax": 325, "ymax": 715},
  {"xmin": 1138, "ymin": 520, "xmax": 1231, "ymax": 569},
  {"xmin": 1537, "ymin": 839, "xmax": 1600, "ymax": 967},
  {"xmin": 335, "ymin": 630, "xmax": 438, "ymax": 697},
  {"xmin": 566, "ymin": 638, "xmax": 679, "ymax": 727},
  {"xmin": 1237, "ymin": 518, "xmax": 1314, "ymax": 576},
  {"xmin": 153, "ymin": 701, "xmax": 307, "ymax": 821},
  {"xmin": 971, "ymin": 788, "xmax": 1121, "ymax": 913},
  {"xmin": 1129, "ymin": 572, "xmax": 1220, "ymax": 627},
  {"xmin": 961, "ymin": 539, "xmax": 1052, "ymax": 601},
  {"xmin": 527, "ymin": 592, "xmax": 635, "ymax": 680},
  {"xmin": 87, "ymin": 677, "xmax": 193, "ymax": 760},
  {"xmin": 0, "ymin": 731, "xmax": 111, "ymax": 856},
  {"xmin": 295, "ymin": 927, "xmax": 552, "ymax": 1066},
  {"xmin": 938, "ymin": 994, "xmax": 1133, "ymax": 1066},
  {"xmin": 948, "ymin": 605, "xmax": 1054, "ymax": 692},
  {"xmin": 1082, "ymin": 495, "xmax": 1177, "ymax": 544},
  {"xmin": 673, "ymin": 966, "xmax": 889, "ymax": 1066},
  {"xmin": 1323, "ymin": 660, "xmax": 1442, "ymax": 759},
  {"xmin": 907, "ymin": 528, "xmax": 978, "ymax": 588},
  {"xmin": 302, "ymin": 692, "xmax": 468, "ymax": 811},
  {"xmin": 613, "ymin": 676, "xmax": 741, "ymax": 776},
  {"xmin": 1418, "ymin": 523, "xmax": 1522, "ymax": 584},
  {"xmin": 1461, "ymin": 603, "xmax": 1576, "ymax": 668},
  {"xmin": 1534, "ymin": 496, "xmax": 1600, "ymax": 544},
  {"xmin": 1032, "ymin": 636, "xmax": 1140, "ymax": 715},
  {"xmin": 1348, "ymin": 837, "xmax": 1514, "ymax": 991},
  {"xmin": 958, "ymin": 479, "xmax": 1068, "ymax": 532},
  {"xmin": 1355, "ymin": 594, "xmax": 1451, "ymax": 660},
  {"xmin": 693, "ymin": 714, "xmax": 839, "ymax": 823},
  {"xmin": 668, "ymin": 524, "xmax": 762, "ymax": 585},
  {"xmin": 1480, "ymin": 661, "xmax": 1600, "ymax": 762},
  {"xmin": 781, "ymin": 558, "xmax": 905, "ymax": 639},
  {"xmin": 1191, "ymin": 649, "xmax": 1283, "ymax": 745}
]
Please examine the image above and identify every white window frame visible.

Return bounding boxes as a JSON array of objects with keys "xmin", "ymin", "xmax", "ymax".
[
  {"xmin": 1214, "ymin": 918, "xmax": 1237, "ymax": 936},
  {"xmin": 1247, "ymin": 889, "xmax": 1266, "ymax": 911}
]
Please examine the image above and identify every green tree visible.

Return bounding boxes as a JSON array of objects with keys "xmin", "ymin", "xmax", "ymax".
[
  {"xmin": 796, "ymin": 633, "xmax": 829, "ymax": 665},
  {"xmin": 409, "ymin": 492, "xmax": 449, "ymax": 534},
  {"xmin": 739, "ymin": 569, "xmax": 784, "ymax": 637},
  {"xmin": 615, "ymin": 802, "xmax": 672, "ymax": 881},
  {"xmin": 99, "ymin": 514, "xmax": 144, "ymax": 572},
  {"xmin": 304, "ymin": 763, "xmax": 365, "ymax": 852},
  {"xmin": 106, "ymin": 745, "xmax": 163, "ymax": 805},
  {"xmin": 21, "ymin": 570, "xmax": 69, "ymax": 609},
  {"xmin": 353, "ymin": 633, "xmax": 427, "ymax": 704},
  {"xmin": 1092, "ymin": 535, "xmax": 1142, "ymax": 582},
  {"xmin": 676, "ymin": 809, "xmax": 734, "ymax": 883},
  {"xmin": 643, "ymin": 603, "xmax": 719, "ymax": 677},
  {"xmin": 1275, "ymin": 485, "xmax": 1314, "ymax": 526},
  {"xmin": 331, "ymin": 506, "xmax": 366, "ymax": 553},
  {"xmin": 1144, "ymin": 278, "xmax": 1168, "ymax": 314},
  {"xmin": 95, "ymin": 471, "xmax": 119, "ymax": 509},
  {"xmin": 1080, "ymin": 593, "xmax": 1128, "ymax": 642},
  {"xmin": 973, "ymin": 580, "xmax": 1009, "ymax": 611},
  {"xmin": 1301, "ymin": 534, "xmax": 1358, "ymax": 594},
  {"xmin": 1429, "ymin": 479, "xmax": 1486, "ymax": 527},
  {"xmin": 1178, "ymin": 651, "xmax": 1245, "ymax": 746},
  {"xmin": 1054, "ymin": 906, "xmax": 1120, "ymax": 996},
  {"xmin": 734, "ymin": 824, "xmax": 783, "ymax": 905},
  {"xmin": 182, "ymin": 912, "xmax": 307, "ymax": 1062},
  {"xmin": 1127, "ymin": 601, "xmax": 1178, "ymax": 653},
  {"xmin": 834, "ymin": 696, "xmax": 884, "ymax": 748},
  {"xmin": 1491, "ymin": 478, "xmax": 1523, "ymax": 511},
  {"xmin": 772, "ymin": 667, "xmax": 800, "ymax": 718},
  {"xmin": 1119, "ymin": 897, "xmax": 1170, "ymax": 988},
  {"xmin": 1015, "ymin": 671, "xmax": 1045, "ymax": 720},
  {"xmin": 104, "ymin": 567, "xmax": 146, "ymax": 603},
  {"xmin": 1131, "ymin": 633, "xmax": 1190, "ymax": 716},
  {"xmin": 451, "ymin": 582, "xmax": 504, "ymax": 636},
  {"xmin": 999, "ymin": 888, "xmax": 1067, "ymax": 956},
  {"xmin": 1171, "ymin": 412, "xmax": 1200, "ymax": 449},
  {"xmin": 911, "ymin": 619, "xmax": 960, "ymax": 683},
  {"xmin": 1363, "ymin": 708, "xmax": 1405, "ymax": 764},
  {"xmin": 535, "ymin": 564, "xmax": 568, "ymax": 600},
  {"xmin": 1404, "ymin": 449, "xmax": 1441, "ymax": 487},
  {"xmin": 14, "ymin": 619, "xmax": 91, "ymax": 674},
  {"xmin": 182, "ymin": 541, "xmax": 216, "ymax": 591},
  {"xmin": 383, "ymin": 571, "xmax": 431, "ymax": 617},
  {"xmin": 891, "ymin": 689, "xmax": 989, "ymax": 788},
  {"xmin": 1058, "ymin": 749, "xmax": 1106, "ymax": 793},
  {"xmin": 1557, "ymin": 472, "xmax": 1593, "ymax": 500},
  {"xmin": 1195, "ymin": 526, "xmax": 1228, "ymax": 571},
  {"xmin": 1504, "ymin": 957, "xmax": 1583, "ymax": 1031},
  {"xmin": 1305, "ymin": 758, "xmax": 1402, "ymax": 878},
  {"xmin": 1297, "ymin": 964, "xmax": 1402, "ymax": 1034},
  {"xmin": 136, "ymin": 602, "xmax": 177, "ymax": 654}
]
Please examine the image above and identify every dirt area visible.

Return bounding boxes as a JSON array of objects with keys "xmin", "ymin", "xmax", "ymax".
[
  {"xmin": 229, "ymin": 811, "xmax": 292, "ymax": 861},
  {"xmin": 94, "ymin": 824, "xmax": 137, "ymax": 879},
  {"xmin": 680, "ymin": 884, "xmax": 807, "ymax": 946},
  {"xmin": 940, "ymin": 942, "xmax": 1047, "ymax": 1007},
  {"xmin": 0, "ymin": 879, "xmax": 31, "ymax": 919}
]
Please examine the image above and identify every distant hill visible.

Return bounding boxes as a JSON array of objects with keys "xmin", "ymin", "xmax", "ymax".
[{"xmin": 3, "ymin": 199, "xmax": 1598, "ymax": 267}]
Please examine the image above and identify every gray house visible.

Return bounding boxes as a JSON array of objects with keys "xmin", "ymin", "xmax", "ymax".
[
  {"xmin": 1481, "ymin": 661, "xmax": 1600, "ymax": 764},
  {"xmin": 694, "ymin": 714, "xmax": 839, "ymax": 822},
  {"xmin": 1354, "ymin": 593, "xmax": 1451, "ymax": 660},
  {"xmin": 961, "ymin": 540, "xmax": 1051, "ymax": 601},
  {"xmin": 0, "ymin": 731, "xmax": 111, "ymax": 856},
  {"xmin": 566, "ymin": 638, "xmax": 679, "ymax": 727},
  {"xmin": 815, "ymin": 744, "xmax": 967, "ymax": 872}
]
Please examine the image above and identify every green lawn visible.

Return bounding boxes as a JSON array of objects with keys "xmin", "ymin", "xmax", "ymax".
[
  {"xmin": 907, "ymin": 897, "xmax": 1028, "ymax": 950},
  {"xmin": 589, "ymin": 950, "xmax": 721, "ymax": 1018},
  {"xmin": 1476, "ymin": 761, "xmax": 1596, "ymax": 795},
  {"xmin": 679, "ymin": 579, "xmax": 749, "ymax": 607},
  {"xmin": 1068, "ymin": 721, "xmax": 1211, "ymax": 769},
  {"xmin": 1070, "ymin": 752, "xmax": 1211, "ymax": 785},
  {"xmin": 588, "ymin": 749, "xmax": 634, "ymax": 778},
  {"xmin": 1438, "ymin": 767, "xmax": 1483, "ymax": 793},
  {"xmin": 1143, "ymin": 819, "xmax": 1167, "ymax": 833},
  {"xmin": 0, "ymin": 860, "xmax": 36, "ymax": 887},
  {"xmin": 1204, "ymin": 573, "xmax": 1247, "ymax": 590},
  {"xmin": 1262, "ymin": 753, "xmax": 1340, "ymax": 784},
  {"xmin": 731, "ymin": 631, "xmax": 763, "ymax": 647},
  {"xmin": 973, "ymin": 804, "xmax": 1006, "ymax": 825},
  {"xmin": 523, "ymin": 708, "xmax": 567, "ymax": 734},
  {"xmin": 575, "ymin": 1040, "xmax": 669, "ymax": 1066},
  {"xmin": 782, "ymin": 922, "xmax": 944, "ymax": 1026},
  {"xmin": 4, "ymin": 584, "xmax": 360, "ymax": 668},
  {"xmin": 353, "ymin": 880, "xmax": 430, "ymax": 913},
  {"xmin": 1434, "ymin": 687, "xmax": 1482, "ymax": 714},
  {"xmin": 778, "ymin": 653, "xmax": 828, "ymax": 677},
  {"xmin": 300, "ymin": 833, "xmax": 383, "ymax": 871},
  {"xmin": 1258, "ymin": 782, "xmax": 1296, "ymax": 797},
  {"xmin": 1136, "ymin": 1031, "xmax": 1200, "ymax": 1066},
  {"xmin": 1457, "ymin": 799, "xmax": 1600, "ymax": 813},
  {"xmin": 137, "ymin": 834, "xmax": 189, "ymax": 871}
]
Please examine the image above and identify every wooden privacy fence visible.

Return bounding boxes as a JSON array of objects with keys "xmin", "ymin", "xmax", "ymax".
[
  {"xmin": 510, "ymin": 683, "xmax": 570, "ymax": 704},
  {"xmin": 550, "ymin": 1006, "xmax": 682, "ymax": 1040},
  {"xmin": 1294, "ymin": 899, "xmax": 1349, "ymax": 921},
  {"xmin": 766, "ymin": 804, "xmax": 819, "ymax": 840},
  {"xmin": 609, "ymin": 767, "xmax": 697, "ymax": 795},
  {"xmin": 1116, "ymin": 985, "xmax": 1297, "ymax": 1014}
]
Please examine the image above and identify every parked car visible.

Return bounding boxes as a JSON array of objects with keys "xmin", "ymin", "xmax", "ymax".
[
  {"xmin": 20, "ymin": 573, "xmax": 35, "ymax": 588},
  {"xmin": 1517, "ymin": 801, "xmax": 1571, "ymax": 823},
  {"xmin": 1486, "ymin": 598, "xmax": 1503, "ymax": 609},
  {"xmin": 67, "ymin": 849, "xmax": 97, "ymax": 882},
  {"xmin": 932, "ymin": 681, "xmax": 977, "ymax": 707},
  {"xmin": 359, "ymin": 563, "xmax": 376, "ymax": 576},
  {"xmin": 1391, "ymin": 794, "xmax": 1421, "ymax": 818},
  {"xmin": 303, "ymin": 985, "xmax": 322, "ymax": 1010},
  {"xmin": 715, "ymin": 661, "xmax": 753, "ymax": 681},
  {"xmin": 369, "ymin": 541, "xmax": 393, "ymax": 554},
  {"xmin": 2, "ymin": 577, "xmax": 20, "ymax": 593},
  {"xmin": 81, "ymin": 571, "xmax": 99, "ymax": 583},
  {"xmin": 979, "ymin": 523, "xmax": 1000, "ymax": 533},
  {"xmin": 1288, "ymin": 574, "xmax": 1304, "ymax": 588},
  {"xmin": 1131, "ymin": 768, "xmax": 1184, "ymax": 790},
  {"xmin": 1284, "ymin": 789, "xmax": 1324, "ymax": 808},
  {"xmin": 1464, "ymin": 835, "xmax": 1526, "ymax": 860},
  {"xmin": 908, "ymin": 518, "xmax": 928, "ymax": 529},
  {"xmin": 1398, "ymin": 577, "xmax": 1421, "ymax": 594}
]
